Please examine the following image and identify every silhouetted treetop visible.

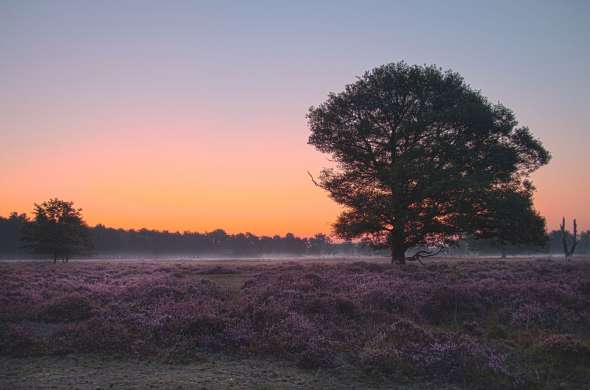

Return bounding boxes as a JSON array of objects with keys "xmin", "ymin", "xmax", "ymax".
[
  {"xmin": 308, "ymin": 62, "xmax": 550, "ymax": 263},
  {"xmin": 21, "ymin": 198, "xmax": 92, "ymax": 263}
]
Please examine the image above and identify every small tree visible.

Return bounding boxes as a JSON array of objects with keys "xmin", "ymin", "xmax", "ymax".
[
  {"xmin": 21, "ymin": 198, "xmax": 92, "ymax": 262},
  {"xmin": 308, "ymin": 62, "xmax": 550, "ymax": 264}
]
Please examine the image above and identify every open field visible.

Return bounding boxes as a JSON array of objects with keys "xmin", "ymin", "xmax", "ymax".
[{"xmin": 1, "ymin": 257, "xmax": 590, "ymax": 389}]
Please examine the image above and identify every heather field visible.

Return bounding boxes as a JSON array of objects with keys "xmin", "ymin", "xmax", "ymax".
[{"xmin": 1, "ymin": 258, "xmax": 590, "ymax": 389}]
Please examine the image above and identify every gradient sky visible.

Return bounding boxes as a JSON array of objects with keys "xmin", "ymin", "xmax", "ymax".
[{"xmin": 1, "ymin": 0, "xmax": 588, "ymax": 236}]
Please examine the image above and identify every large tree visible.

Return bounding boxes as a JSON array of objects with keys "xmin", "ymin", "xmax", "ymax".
[
  {"xmin": 308, "ymin": 62, "xmax": 550, "ymax": 264},
  {"xmin": 21, "ymin": 198, "xmax": 92, "ymax": 262}
]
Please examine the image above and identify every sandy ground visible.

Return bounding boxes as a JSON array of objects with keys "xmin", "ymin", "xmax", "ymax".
[{"xmin": 0, "ymin": 354, "xmax": 453, "ymax": 390}]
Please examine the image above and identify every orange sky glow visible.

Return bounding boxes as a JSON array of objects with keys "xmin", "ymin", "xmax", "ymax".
[
  {"xmin": 1, "ymin": 114, "xmax": 587, "ymax": 236},
  {"xmin": 1, "ymin": 2, "xmax": 588, "ymax": 236}
]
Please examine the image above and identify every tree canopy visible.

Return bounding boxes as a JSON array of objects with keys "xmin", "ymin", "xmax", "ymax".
[
  {"xmin": 21, "ymin": 198, "xmax": 92, "ymax": 262},
  {"xmin": 308, "ymin": 62, "xmax": 550, "ymax": 263}
]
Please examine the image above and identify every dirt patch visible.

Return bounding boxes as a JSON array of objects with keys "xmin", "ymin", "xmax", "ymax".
[{"xmin": 0, "ymin": 354, "xmax": 449, "ymax": 390}]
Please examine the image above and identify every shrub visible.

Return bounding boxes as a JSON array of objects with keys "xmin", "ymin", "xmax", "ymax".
[
  {"xmin": 525, "ymin": 334, "xmax": 590, "ymax": 387},
  {"xmin": 361, "ymin": 320, "xmax": 513, "ymax": 386},
  {"xmin": 534, "ymin": 334, "xmax": 590, "ymax": 362},
  {"xmin": 38, "ymin": 294, "xmax": 93, "ymax": 323},
  {"xmin": 0, "ymin": 324, "xmax": 41, "ymax": 356}
]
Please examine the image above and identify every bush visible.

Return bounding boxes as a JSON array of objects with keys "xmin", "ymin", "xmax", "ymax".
[
  {"xmin": 39, "ymin": 294, "xmax": 93, "ymax": 323},
  {"xmin": 534, "ymin": 334, "xmax": 590, "ymax": 362},
  {"xmin": 0, "ymin": 324, "xmax": 42, "ymax": 356},
  {"xmin": 524, "ymin": 334, "xmax": 590, "ymax": 387},
  {"xmin": 361, "ymin": 320, "xmax": 513, "ymax": 386}
]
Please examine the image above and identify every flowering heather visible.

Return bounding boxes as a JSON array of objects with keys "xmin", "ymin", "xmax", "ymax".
[{"xmin": 1, "ymin": 259, "xmax": 590, "ymax": 388}]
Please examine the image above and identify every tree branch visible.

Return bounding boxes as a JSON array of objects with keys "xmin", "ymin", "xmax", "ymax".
[{"xmin": 307, "ymin": 171, "xmax": 321, "ymax": 188}]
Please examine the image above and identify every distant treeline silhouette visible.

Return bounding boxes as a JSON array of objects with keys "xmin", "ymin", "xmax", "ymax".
[
  {"xmin": 0, "ymin": 212, "xmax": 588, "ymax": 258},
  {"xmin": 0, "ymin": 212, "xmax": 361, "ymax": 258}
]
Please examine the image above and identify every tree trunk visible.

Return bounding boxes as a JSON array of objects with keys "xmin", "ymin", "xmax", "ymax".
[{"xmin": 391, "ymin": 244, "xmax": 406, "ymax": 265}]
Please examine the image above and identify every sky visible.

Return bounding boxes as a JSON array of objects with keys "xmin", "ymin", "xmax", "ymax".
[{"xmin": 1, "ymin": 0, "xmax": 589, "ymax": 236}]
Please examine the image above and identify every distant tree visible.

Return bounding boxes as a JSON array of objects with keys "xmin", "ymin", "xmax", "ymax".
[
  {"xmin": 21, "ymin": 198, "xmax": 92, "ymax": 262},
  {"xmin": 308, "ymin": 62, "xmax": 550, "ymax": 264},
  {"xmin": 308, "ymin": 233, "xmax": 333, "ymax": 254}
]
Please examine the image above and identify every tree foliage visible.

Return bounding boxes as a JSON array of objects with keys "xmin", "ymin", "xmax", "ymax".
[
  {"xmin": 0, "ymin": 212, "xmax": 29, "ymax": 257},
  {"xmin": 21, "ymin": 198, "xmax": 92, "ymax": 262},
  {"xmin": 308, "ymin": 62, "xmax": 550, "ymax": 263}
]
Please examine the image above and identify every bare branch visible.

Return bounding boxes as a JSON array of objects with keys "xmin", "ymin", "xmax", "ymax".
[
  {"xmin": 406, "ymin": 246, "xmax": 446, "ymax": 266},
  {"xmin": 307, "ymin": 171, "xmax": 321, "ymax": 188}
]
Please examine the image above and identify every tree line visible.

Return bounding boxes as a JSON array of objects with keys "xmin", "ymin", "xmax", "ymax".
[
  {"xmin": 1, "ymin": 207, "xmax": 587, "ymax": 260},
  {"xmin": 0, "ymin": 201, "xmax": 364, "ymax": 259}
]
